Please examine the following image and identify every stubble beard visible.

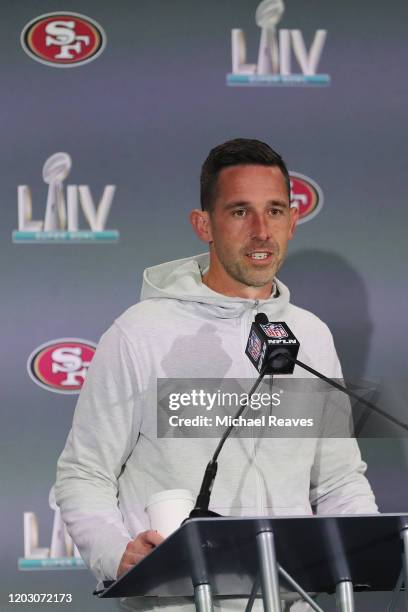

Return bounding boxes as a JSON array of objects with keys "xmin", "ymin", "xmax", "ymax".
[{"xmin": 216, "ymin": 243, "xmax": 284, "ymax": 289}]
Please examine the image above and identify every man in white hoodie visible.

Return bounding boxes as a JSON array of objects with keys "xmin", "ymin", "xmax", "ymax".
[{"xmin": 55, "ymin": 138, "xmax": 377, "ymax": 611}]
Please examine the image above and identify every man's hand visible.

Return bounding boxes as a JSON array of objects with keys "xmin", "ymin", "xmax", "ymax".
[{"xmin": 117, "ymin": 530, "xmax": 164, "ymax": 578}]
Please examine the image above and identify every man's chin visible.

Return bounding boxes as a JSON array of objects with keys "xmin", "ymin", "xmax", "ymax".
[
  {"xmin": 236, "ymin": 270, "xmax": 276, "ymax": 289},
  {"xmin": 221, "ymin": 259, "xmax": 278, "ymax": 289},
  {"xmin": 245, "ymin": 279, "xmax": 274, "ymax": 288}
]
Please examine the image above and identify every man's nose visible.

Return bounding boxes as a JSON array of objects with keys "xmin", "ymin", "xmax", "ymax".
[{"xmin": 251, "ymin": 213, "xmax": 270, "ymax": 241}]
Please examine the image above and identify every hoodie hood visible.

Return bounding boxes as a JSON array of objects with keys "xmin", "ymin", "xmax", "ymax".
[{"xmin": 140, "ymin": 253, "xmax": 290, "ymax": 319}]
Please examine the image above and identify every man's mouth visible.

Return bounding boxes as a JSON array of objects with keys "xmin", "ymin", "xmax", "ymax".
[{"xmin": 246, "ymin": 251, "xmax": 273, "ymax": 261}]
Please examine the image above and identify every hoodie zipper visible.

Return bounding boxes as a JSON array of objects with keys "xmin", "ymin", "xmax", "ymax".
[{"xmin": 244, "ymin": 300, "xmax": 265, "ymax": 516}]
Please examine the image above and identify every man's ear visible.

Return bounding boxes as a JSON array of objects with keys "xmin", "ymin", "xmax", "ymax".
[
  {"xmin": 189, "ymin": 209, "xmax": 213, "ymax": 243},
  {"xmin": 288, "ymin": 205, "xmax": 299, "ymax": 239}
]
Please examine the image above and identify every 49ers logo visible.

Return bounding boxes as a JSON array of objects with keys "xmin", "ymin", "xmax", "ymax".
[
  {"xmin": 21, "ymin": 12, "xmax": 106, "ymax": 67},
  {"xmin": 289, "ymin": 172, "xmax": 324, "ymax": 224},
  {"xmin": 27, "ymin": 339, "xmax": 96, "ymax": 394}
]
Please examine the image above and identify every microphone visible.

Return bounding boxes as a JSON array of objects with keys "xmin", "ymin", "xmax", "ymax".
[
  {"xmin": 247, "ymin": 314, "xmax": 408, "ymax": 434},
  {"xmin": 189, "ymin": 313, "xmax": 408, "ymax": 522},
  {"xmin": 245, "ymin": 313, "xmax": 300, "ymax": 374},
  {"xmin": 190, "ymin": 315, "xmax": 301, "ymax": 518}
]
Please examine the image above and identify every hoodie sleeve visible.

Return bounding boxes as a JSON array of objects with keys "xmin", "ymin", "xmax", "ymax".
[
  {"xmin": 55, "ymin": 323, "xmax": 142, "ymax": 582},
  {"xmin": 309, "ymin": 331, "xmax": 378, "ymax": 515},
  {"xmin": 309, "ymin": 437, "xmax": 378, "ymax": 514}
]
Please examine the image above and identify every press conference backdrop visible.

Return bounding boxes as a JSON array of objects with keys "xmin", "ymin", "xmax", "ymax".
[{"xmin": 1, "ymin": 1, "xmax": 407, "ymax": 610}]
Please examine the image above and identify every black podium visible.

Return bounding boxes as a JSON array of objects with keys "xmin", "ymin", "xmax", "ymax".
[{"xmin": 98, "ymin": 514, "xmax": 408, "ymax": 611}]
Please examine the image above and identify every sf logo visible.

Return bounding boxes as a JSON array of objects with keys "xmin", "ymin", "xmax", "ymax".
[
  {"xmin": 21, "ymin": 13, "xmax": 106, "ymax": 67},
  {"xmin": 51, "ymin": 346, "xmax": 91, "ymax": 387},
  {"xmin": 45, "ymin": 20, "xmax": 90, "ymax": 60},
  {"xmin": 27, "ymin": 339, "xmax": 96, "ymax": 394}
]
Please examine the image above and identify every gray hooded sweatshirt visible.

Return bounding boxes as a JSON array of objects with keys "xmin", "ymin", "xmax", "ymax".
[{"xmin": 55, "ymin": 253, "xmax": 377, "ymax": 589}]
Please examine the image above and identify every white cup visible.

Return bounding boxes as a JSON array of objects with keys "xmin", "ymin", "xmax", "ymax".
[{"xmin": 145, "ymin": 489, "xmax": 195, "ymax": 538}]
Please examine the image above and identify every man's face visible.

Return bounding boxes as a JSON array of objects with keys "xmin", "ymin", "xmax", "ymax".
[{"xmin": 207, "ymin": 164, "xmax": 297, "ymax": 290}]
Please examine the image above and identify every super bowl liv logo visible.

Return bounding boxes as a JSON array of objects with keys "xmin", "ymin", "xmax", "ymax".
[
  {"xmin": 13, "ymin": 153, "xmax": 119, "ymax": 243},
  {"xmin": 19, "ymin": 487, "xmax": 85, "ymax": 569},
  {"xmin": 227, "ymin": 0, "xmax": 330, "ymax": 86}
]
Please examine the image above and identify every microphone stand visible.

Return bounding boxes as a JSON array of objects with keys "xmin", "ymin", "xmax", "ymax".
[
  {"xmin": 189, "ymin": 361, "xmax": 272, "ymax": 519},
  {"xmin": 187, "ymin": 361, "xmax": 325, "ymax": 612},
  {"xmin": 190, "ymin": 349, "xmax": 408, "ymax": 519},
  {"xmin": 187, "ymin": 350, "xmax": 408, "ymax": 612},
  {"xmin": 281, "ymin": 354, "xmax": 408, "ymax": 434}
]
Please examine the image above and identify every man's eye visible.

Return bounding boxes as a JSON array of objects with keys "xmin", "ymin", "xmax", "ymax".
[
  {"xmin": 232, "ymin": 209, "xmax": 247, "ymax": 217},
  {"xmin": 270, "ymin": 208, "xmax": 284, "ymax": 216}
]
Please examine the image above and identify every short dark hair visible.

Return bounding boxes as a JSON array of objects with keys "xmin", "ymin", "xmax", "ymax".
[{"xmin": 200, "ymin": 138, "xmax": 290, "ymax": 212}]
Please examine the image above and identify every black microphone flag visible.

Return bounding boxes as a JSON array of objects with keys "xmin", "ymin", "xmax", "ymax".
[{"xmin": 245, "ymin": 314, "xmax": 300, "ymax": 374}]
